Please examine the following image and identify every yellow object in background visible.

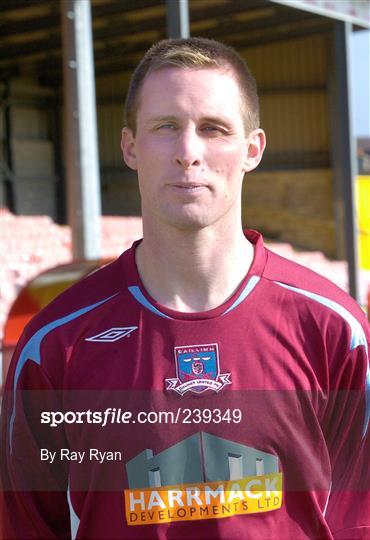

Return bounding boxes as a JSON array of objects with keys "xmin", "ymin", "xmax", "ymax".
[{"xmin": 357, "ymin": 176, "xmax": 370, "ymax": 270}]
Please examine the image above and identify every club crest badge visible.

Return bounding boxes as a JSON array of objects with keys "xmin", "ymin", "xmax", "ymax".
[{"xmin": 165, "ymin": 343, "xmax": 231, "ymax": 395}]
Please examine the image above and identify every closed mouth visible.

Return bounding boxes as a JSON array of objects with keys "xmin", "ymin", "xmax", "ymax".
[{"xmin": 171, "ymin": 183, "xmax": 206, "ymax": 190}]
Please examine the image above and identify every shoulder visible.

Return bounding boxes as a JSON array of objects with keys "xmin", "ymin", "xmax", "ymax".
[
  {"xmin": 21, "ymin": 246, "xmax": 134, "ymax": 339},
  {"xmin": 260, "ymin": 247, "xmax": 369, "ymax": 350},
  {"xmin": 4, "ymin": 246, "xmax": 137, "ymax": 390},
  {"xmin": 263, "ymin": 248, "xmax": 365, "ymax": 318}
]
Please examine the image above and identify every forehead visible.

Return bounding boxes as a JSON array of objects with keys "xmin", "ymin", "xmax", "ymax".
[{"xmin": 137, "ymin": 67, "xmax": 244, "ymax": 122}]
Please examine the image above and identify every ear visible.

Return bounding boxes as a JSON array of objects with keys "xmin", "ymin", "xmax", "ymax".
[
  {"xmin": 121, "ymin": 127, "xmax": 138, "ymax": 171},
  {"xmin": 243, "ymin": 128, "xmax": 266, "ymax": 173}
]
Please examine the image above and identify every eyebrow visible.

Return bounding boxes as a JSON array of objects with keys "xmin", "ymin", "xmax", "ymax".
[
  {"xmin": 145, "ymin": 116, "xmax": 177, "ymax": 126},
  {"xmin": 200, "ymin": 116, "xmax": 234, "ymax": 128}
]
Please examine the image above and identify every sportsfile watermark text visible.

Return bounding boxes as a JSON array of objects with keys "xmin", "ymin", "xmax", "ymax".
[{"xmin": 41, "ymin": 407, "xmax": 242, "ymax": 427}]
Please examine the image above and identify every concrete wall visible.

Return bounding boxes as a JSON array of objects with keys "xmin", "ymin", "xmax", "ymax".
[
  {"xmin": 243, "ymin": 169, "xmax": 335, "ymax": 256},
  {"xmin": 3, "ymin": 78, "xmax": 58, "ymax": 218}
]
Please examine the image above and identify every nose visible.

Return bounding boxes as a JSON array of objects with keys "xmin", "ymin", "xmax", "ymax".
[{"xmin": 173, "ymin": 127, "xmax": 203, "ymax": 168}]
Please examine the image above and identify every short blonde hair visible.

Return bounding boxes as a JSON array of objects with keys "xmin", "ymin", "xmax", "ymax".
[{"xmin": 124, "ymin": 37, "xmax": 259, "ymax": 134}]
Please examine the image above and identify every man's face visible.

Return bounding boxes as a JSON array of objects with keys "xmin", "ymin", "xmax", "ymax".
[{"xmin": 122, "ymin": 67, "xmax": 265, "ymax": 231}]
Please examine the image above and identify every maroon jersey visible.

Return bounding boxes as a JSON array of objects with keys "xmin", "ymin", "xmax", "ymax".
[{"xmin": 1, "ymin": 230, "xmax": 369, "ymax": 539}]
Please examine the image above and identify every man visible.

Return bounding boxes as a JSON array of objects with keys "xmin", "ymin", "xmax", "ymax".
[{"xmin": 1, "ymin": 37, "xmax": 369, "ymax": 539}]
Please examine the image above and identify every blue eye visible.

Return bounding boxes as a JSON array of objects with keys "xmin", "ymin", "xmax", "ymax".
[
  {"xmin": 159, "ymin": 124, "xmax": 176, "ymax": 130},
  {"xmin": 202, "ymin": 125, "xmax": 223, "ymax": 134}
]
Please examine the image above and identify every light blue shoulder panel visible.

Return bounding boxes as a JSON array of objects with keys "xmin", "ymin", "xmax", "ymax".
[
  {"xmin": 67, "ymin": 480, "xmax": 80, "ymax": 540},
  {"xmin": 9, "ymin": 293, "xmax": 118, "ymax": 451},
  {"xmin": 275, "ymin": 281, "xmax": 369, "ymax": 437},
  {"xmin": 274, "ymin": 281, "xmax": 367, "ymax": 351}
]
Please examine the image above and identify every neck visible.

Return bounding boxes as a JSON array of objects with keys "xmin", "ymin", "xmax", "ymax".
[{"xmin": 136, "ymin": 218, "xmax": 254, "ymax": 313}]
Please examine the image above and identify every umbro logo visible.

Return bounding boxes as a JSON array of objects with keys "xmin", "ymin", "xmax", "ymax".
[{"xmin": 85, "ymin": 327, "xmax": 138, "ymax": 342}]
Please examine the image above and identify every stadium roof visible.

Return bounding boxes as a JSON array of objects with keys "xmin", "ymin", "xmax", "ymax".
[{"xmin": 0, "ymin": 0, "xmax": 354, "ymax": 84}]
